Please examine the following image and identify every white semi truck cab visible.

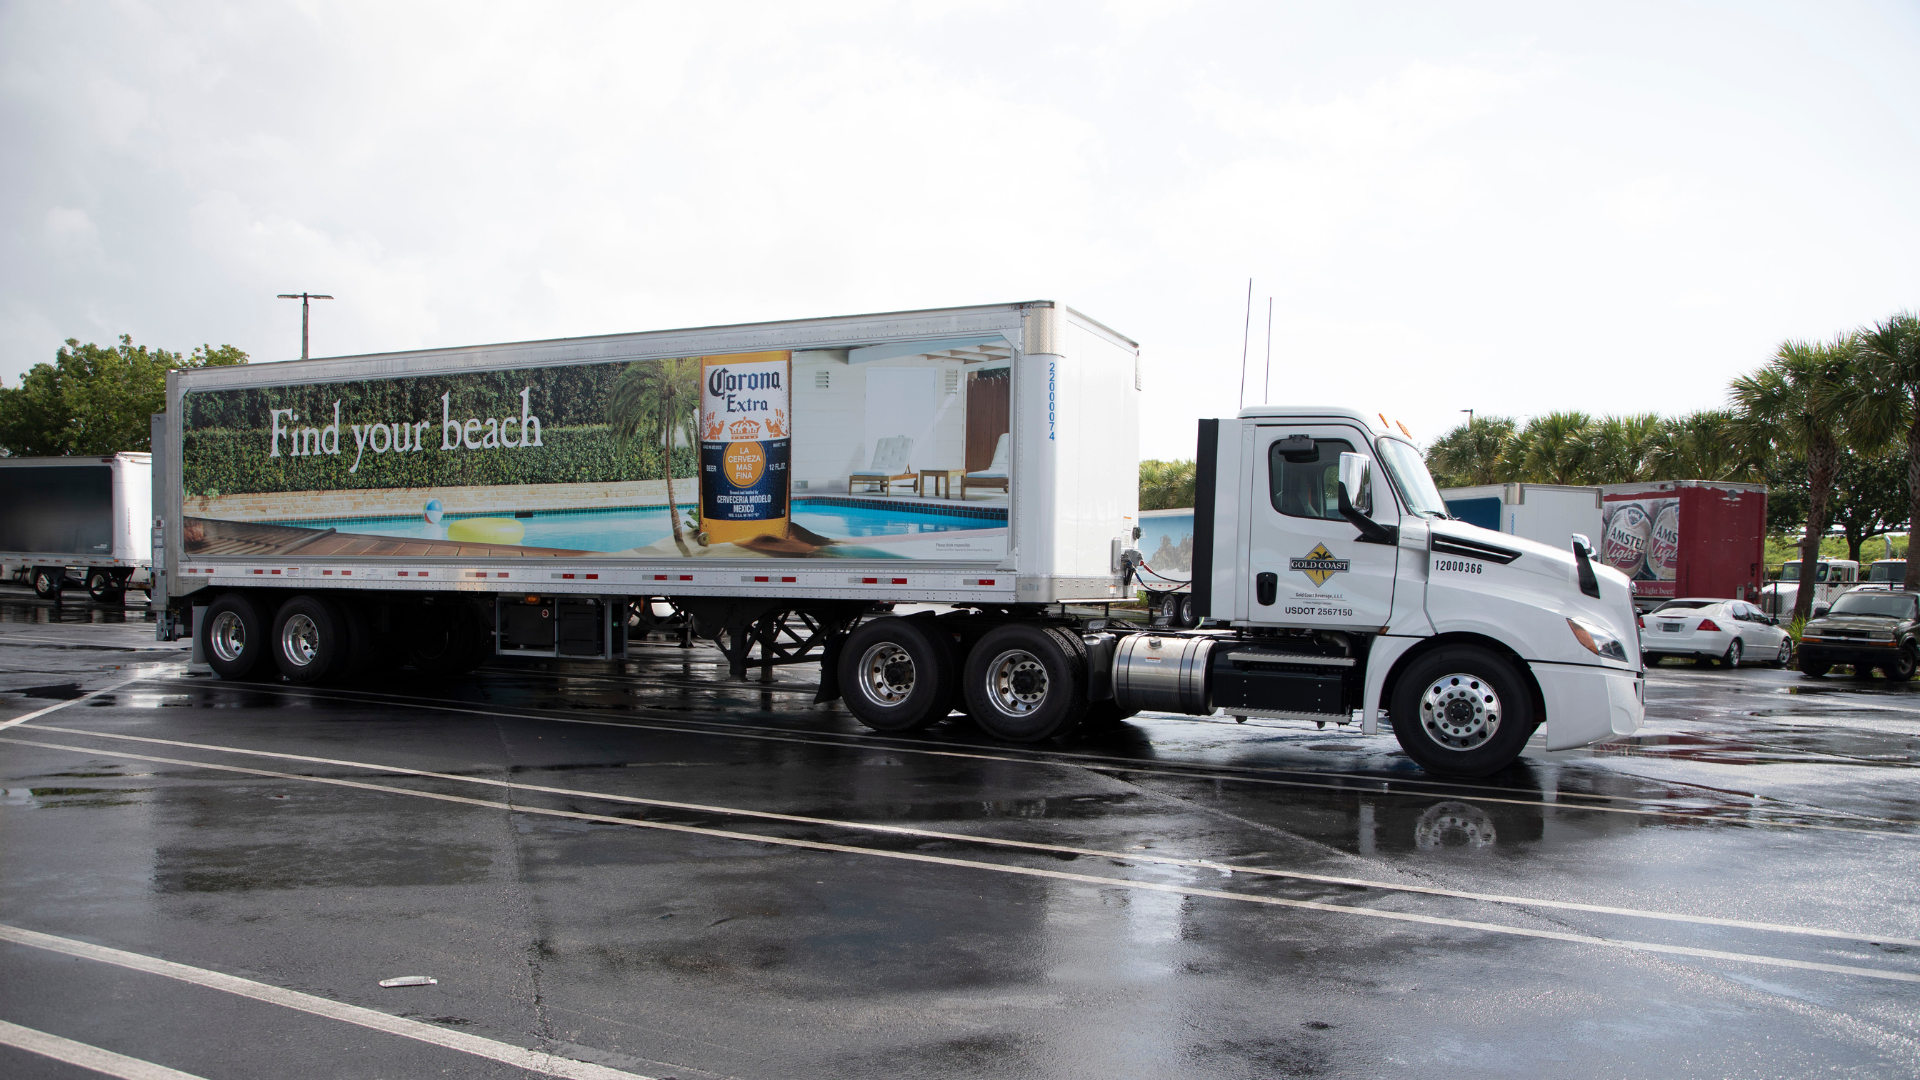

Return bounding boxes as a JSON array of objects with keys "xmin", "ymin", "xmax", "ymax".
[{"xmin": 1118, "ymin": 407, "xmax": 1646, "ymax": 775}]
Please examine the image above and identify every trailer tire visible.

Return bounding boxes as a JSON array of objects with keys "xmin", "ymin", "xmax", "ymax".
[
  {"xmin": 1389, "ymin": 646, "xmax": 1535, "ymax": 777},
  {"xmin": 202, "ymin": 593, "xmax": 268, "ymax": 681},
  {"xmin": 331, "ymin": 599, "xmax": 385, "ymax": 684},
  {"xmin": 86, "ymin": 570, "xmax": 125, "ymax": 604},
  {"xmin": 963, "ymin": 624, "xmax": 1088, "ymax": 743},
  {"xmin": 838, "ymin": 617, "xmax": 958, "ymax": 732},
  {"xmin": 272, "ymin": 595, "xmax": 348, "ymax": 684},
  {"xmin": 32, "ymin": 567, "xmax": 62, "ymax": 599}
]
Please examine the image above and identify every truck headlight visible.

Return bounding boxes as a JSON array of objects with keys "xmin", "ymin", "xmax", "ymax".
[{"xmin": 1568, "ymin": 617, "xmax": 1629, "ymax": 662}]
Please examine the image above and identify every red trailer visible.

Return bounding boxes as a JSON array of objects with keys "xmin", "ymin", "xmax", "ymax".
[{"xmin": 1599, "ymin": 481, "xmax": 1768, "ymax": 612}]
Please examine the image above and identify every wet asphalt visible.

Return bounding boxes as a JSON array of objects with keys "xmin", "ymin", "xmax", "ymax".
[{"xmin": 1, "ymin": 584, "xmax": 1918, "ymax": 1079}]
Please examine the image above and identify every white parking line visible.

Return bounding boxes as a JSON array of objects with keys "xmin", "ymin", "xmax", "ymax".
[
  {"xmin": 0, "ymin": 925, "xmax": 655, "ymax": 1080},
  {"xmin": 5, "ymin": 735, "xmax": 1919, "ymax": 986},
  {"xmin": 0, "ymin": 1019, "xmax": 207, "ymax": 1079},
  {"xmin": 0, "ymin": 677, "xmax": 142, "ymax": 732},
  {"xmin": 23, "ymin": 721, "xmax": 1920, "ymax": 951}
]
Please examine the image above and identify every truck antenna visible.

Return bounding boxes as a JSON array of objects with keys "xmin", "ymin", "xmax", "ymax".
[
  {"xmin": 276, "ymin": 292, "xmax": 334, "ymax": 360},
  {"xmin": 1263, "ymin": 297, "xmax": 1274, "ymax": 404},
  {"xmin": 1238, "ymin": 278, "xmax": 1252, "ymax": 410}
]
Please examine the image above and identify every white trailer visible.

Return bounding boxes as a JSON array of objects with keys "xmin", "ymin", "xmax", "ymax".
[
  {"xmin": 154, "ymin": 301, "xmax": 1640, "ymax": 776},
  {"xmin": 1440, "ymin": 483, "xmax": 1603, "ymax": 552},
  {"xmin": 1, "ymin": 454, "xmax": 152, "ymax": 601}
]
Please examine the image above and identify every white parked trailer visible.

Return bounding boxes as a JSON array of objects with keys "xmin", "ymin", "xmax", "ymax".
[
  {"xmin": 153, "ymin": 302, "xmax": 1640, "ymax": 776},
  {"xmin": 1440, "ymin": 483, "xmax": 1603, "ymax": 553},
  {"xmin": 0, "ymin": 454, "xmax": 152, "ymax": 601}
]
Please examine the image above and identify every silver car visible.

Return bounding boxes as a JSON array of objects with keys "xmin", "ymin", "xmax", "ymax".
[{"xmin": 1640, "ymin": 598, "xmax": 1794, "ymax": 668}]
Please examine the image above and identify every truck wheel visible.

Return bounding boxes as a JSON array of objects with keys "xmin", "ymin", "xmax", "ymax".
[
  {"xmin": 963, "ymin": 624, "xmax": 1088, "ymax": 743},
  {"xmin": 1884, "ymin": 645, "xmax": 1918, "ymax": 682},
  {"xmin": 1389, "ymin": 646, "xmax": 1535, "ymax": 777},
  {"xmin": 202, "ymin": 593, "xmax": 267, "ymax": 680},
  {"xmin": 838, "ymin": 617, "xmax": 957, "ymax": 732},
  {"xmin": 1177, "ymin": 593, "xmax": 1198, "ymax": 628},
  {"xmin": 86, "ymin": 570, "xmax": 125, "ymax": 604},
  {"xmin": 1797, "ymin": 658, "xmax": 1830, "ymax": 678},
  {"xmin": 32, "ymin": 567, "xmax": 62, "ymax": 599},
  {"xmin": 272, "ymin": 595, "xmax": 348, "ymax": 684}
]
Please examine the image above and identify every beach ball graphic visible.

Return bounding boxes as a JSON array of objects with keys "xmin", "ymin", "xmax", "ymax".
[
  {"xmin": 1602, "ymin": 504, "xmax": 1651, "ymax": 577},
  {"xmin": 424, "ymin": 499, "xmax": 444, "ymax": 524}
]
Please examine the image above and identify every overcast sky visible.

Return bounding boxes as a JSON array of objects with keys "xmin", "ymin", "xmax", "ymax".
[{"xmin": 3, "ymin": 0, "xmax": 1916, "ymax": 459}]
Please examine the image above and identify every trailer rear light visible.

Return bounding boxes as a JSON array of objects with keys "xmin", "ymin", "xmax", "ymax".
[{"xmin": 1696, "ymin": 618, "xmax": 1721, "ymax": 632}]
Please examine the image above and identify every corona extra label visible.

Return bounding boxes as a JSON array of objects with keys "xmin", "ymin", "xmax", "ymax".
[{"xmin": 699, "ymin": 351, "xmax": 791, "ymax": 545}]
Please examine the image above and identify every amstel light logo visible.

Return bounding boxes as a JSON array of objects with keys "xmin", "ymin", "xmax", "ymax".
[{"xmin": 1289, "ymin": 543, "xmax": 1351, "ymax": 587}]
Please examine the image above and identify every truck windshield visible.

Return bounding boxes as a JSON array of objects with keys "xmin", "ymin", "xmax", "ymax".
[
  {"xmin": 1374, "ymin": 437, "xmax": 1449, "ymax": 518},
  {"xmin": 1870, "ymin": 561, "xmax": 1907, "ymax": 582},
  {"xmin": 1828, "ymin": 592, "xmax": 1919, "ymax": 620},
  {"xmin": 1778, "ymin": 562, "xmax": 1829, "ymax": 583}
]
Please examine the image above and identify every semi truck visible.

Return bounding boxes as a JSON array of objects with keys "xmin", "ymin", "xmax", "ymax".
[
  {"xmin": 1, "ymin": 454, "xmax": 153, "ymax": 602},
  {"xmin": 1598, "ymin": 481, "xmax": 1768, "ymax": 613},
  {"xmin": 151, "ymin": 301, "xmax": 1643, "ymax": 776}
]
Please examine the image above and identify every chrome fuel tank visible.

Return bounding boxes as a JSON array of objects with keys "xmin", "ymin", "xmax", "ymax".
[{"xmin": 1113, "ymin": 632, "xmax": 1214, "ymax": 715}]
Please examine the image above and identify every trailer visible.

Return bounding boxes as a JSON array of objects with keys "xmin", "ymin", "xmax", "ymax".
[
  {"xmin": 1598, "ymin": 481, "xmax": 1768, "ymax": 613},
  {"xmin": 154, "ymin": 301, "xmax": 1641, "ymax": 776},
  {"xmin": 1135, "ymin": 507, "xmax": 1198, "ymax": 626},
  {"xmin": 1441, "ymin": 483, "xmax": 1603, "ymax": 553},
  {"xmin": 1, "ymin": 454, "xmax": 153, "ymax": 602}
]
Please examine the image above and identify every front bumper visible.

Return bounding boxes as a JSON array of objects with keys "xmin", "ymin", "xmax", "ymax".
[
  {"xmin": 1531, "ymin": 661, "xmax": 1644, "ymax": 751},
  {"xmin": 1799, "ymin": 640, "xmax": 1901, "ymax": 667}
]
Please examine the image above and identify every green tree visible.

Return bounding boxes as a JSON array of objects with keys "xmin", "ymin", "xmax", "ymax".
[
  {"xmin": 1582, "ymin": 413, "xmax": 1663, "ymax": 483},
  {"xmin": 1825, "ymin": 450, "xmax": 1911, "ymax": 564},
  {"xmin": 606, "ymin": 356, "xmax": 702, "ymax": 546},
  {"xmin": 1139, "ymin": 458, "xmax": 1195, "ymax": 510},
  {"xmin": 1849, "ymin": 310, "xmax": 1920, "ymax": 589},
  {"xmin": 1513, "ymin": 411, "xmax": 1595, "ymax": 484},
  {"xmin": 1652, "ymin": 409, "xmax": 1762, "ymax": 482},
  {"xmin": 1425, "ymin": 415, "xmax": 1515, "ymax": 487},
  {"xmin": 1730, "ymin": 336, "xmax": 1865, "ymax": 622},
  {"xmin": 0, "ymin": 336, "xmax": 246, "ymax": 456}
]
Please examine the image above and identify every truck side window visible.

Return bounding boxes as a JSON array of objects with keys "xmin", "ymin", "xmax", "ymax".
[{"xmin": 1268, "ymin": 438, "xmax": 1356, "ymax": 520}]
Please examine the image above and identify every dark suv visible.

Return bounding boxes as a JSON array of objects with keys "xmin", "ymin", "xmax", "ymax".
[{"xmin": 1797, "ymin": 590, "xmax": 1920, "ymax": 680}]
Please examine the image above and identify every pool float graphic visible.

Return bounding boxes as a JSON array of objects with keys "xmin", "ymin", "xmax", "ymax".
[{"xmin": 447, "ymin": 517, "xmax": 526, "ymax": 545}]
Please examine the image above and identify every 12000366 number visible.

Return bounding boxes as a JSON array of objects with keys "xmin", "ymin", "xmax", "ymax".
[{"xmin": 1434, "ymin": 559, "xmax": 1483, "ymax": 574}]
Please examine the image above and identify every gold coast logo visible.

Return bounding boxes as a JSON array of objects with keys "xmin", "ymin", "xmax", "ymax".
[{"xmin": 1290, "ymin": 543, "xmax": 1350, "ymax": 588}]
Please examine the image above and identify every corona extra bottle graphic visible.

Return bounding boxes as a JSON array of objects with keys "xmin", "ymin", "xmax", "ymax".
[{"xmin": 698, "ymin": 351, "xmax": 791, "ymax": 546}]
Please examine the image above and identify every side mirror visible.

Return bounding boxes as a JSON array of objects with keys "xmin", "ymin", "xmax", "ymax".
[
  {"xmin": 1336, "ymin": 453, "xmax": 1397, "ymax": 546},
  {"xmin": 1338, "ymin": 453, "xmax": 1372, "ymax": 516}
]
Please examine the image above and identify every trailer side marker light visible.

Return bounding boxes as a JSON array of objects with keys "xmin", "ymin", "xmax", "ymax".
[
  {"xmin": 322, "ymin": 570, "xmax": 333, "ymax": 576},
  {"xmin": 585, "ymin": 574, "xmax": 598, "ymax": 580},
  {"xmin": 892, "ymin": 578, "xmax": 907, "ymax": 584},
  {"xmin": 561, "ymin": 573, "xmax": 576, "ymax": 579},
  {"xmin": 397, "ymin": 571, "xmax": 407, "ymax": 576},
  {"xmin": 342, "ymin": 570, "xmax": 351, "ymax": 576},
  {"xmin": 977, "ymin": 579, "xmax": 995, "ymax": 586},
  {"xmin": 270, "ymin": 569, "xmax": 281, "ymax": 575},
  {"xmin": 862, "ymin": 578, "xmax": 878, "ymax": 584},
  {"xmin": 653, "ymin": 574, "xmax": 668, "ymax": 581},
  {"xmin": 251, "ymin": 569, "xmax": 263, "ymax": 575},
  {"xmin": 754, "ymin": 576, "xmax": 769, "ymax": 582},
  {"xmin": 781, "ymin": 576, "xmax": 796, "ymax": 583},
  {"xmin": 679, "ymin": 575, "xmax": 692, "ymax": 581}
]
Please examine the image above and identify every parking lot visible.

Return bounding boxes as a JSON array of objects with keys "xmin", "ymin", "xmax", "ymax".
[{"xmin": 3, "ymin": 585, "xmax": 1918, "ymax": 1079}]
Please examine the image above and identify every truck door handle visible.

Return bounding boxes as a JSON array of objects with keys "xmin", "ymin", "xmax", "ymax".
[{"xmin": 1256, "ymin": 572, "xmax": 1277, "ymax": 606}]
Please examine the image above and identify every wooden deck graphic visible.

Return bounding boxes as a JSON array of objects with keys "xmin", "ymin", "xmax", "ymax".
[{"xmin": 181, "ymin": 517, "xmax": 586, "ymax": 559}]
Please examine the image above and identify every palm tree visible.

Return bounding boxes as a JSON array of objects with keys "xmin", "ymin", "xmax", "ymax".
[
  {"xmin": 607, "ymin": 357, "xmax": 702, "ymax": 546},
  {"xmin": 1730, "ymin": 336, "xmax": 1862, "ymax": 623},
  {"xmin": 1425, "ymin": 416, "xmax": 1516, "ymax": 487},
  {"xmin": 1514, "ymin": 412, "xmax": 1595, "ymax": 485},
  {"xmin": 1848, "ymin": 311, "xmax": 1920, "ymax": 590},
  {"xmin": 1652, "ymin": 409, "xmax": 1758, "ymax": 482},
  {"xmin": 1583, "ymin": 413, "xmax": 1663, "ymax": 483},
  {"xmin": 1139, "ymin": 459, "xmax": 1196, "ymax": 510}
]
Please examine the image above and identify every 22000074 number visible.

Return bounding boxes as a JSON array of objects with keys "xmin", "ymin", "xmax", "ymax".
[{"xmin": 1434, "ymin": 558, "xmax": 1483, "ymax": 574}]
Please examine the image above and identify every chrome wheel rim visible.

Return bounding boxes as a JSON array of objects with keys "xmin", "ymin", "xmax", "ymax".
[
  {"xmin": 1420, "ymin": 673, "xmax": 1501, "ymax": 751},
  {"xmin": 857, "ymin": 642, "xmax": 915, "ymax": 707},
  {"xmin": 280, "ymin": 613, "xmax": 320, "ymax": 668},
  {"xmin": 985, "ymin": 649, "xmax": 1049, "ymax": 716},
  {"xmin": 1778, "ymin": 641, "xmax": 1792, "ymax": 665},
  {"xmin": 209, "ymin": 611, "xmax": 248, "ymax": 663},
  {"xmin": 1727, "ymin": 640, "xmax": 1742, "ymax": 667}
]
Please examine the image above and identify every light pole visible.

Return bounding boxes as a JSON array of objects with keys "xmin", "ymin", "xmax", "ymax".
[
  {"xmin": 1461, "ymin": 408, "xmax": 1475, "ymax": 426},
  {"xmin": 277, "ymin": 292, "xmax": 334, "ymax": 360}
]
